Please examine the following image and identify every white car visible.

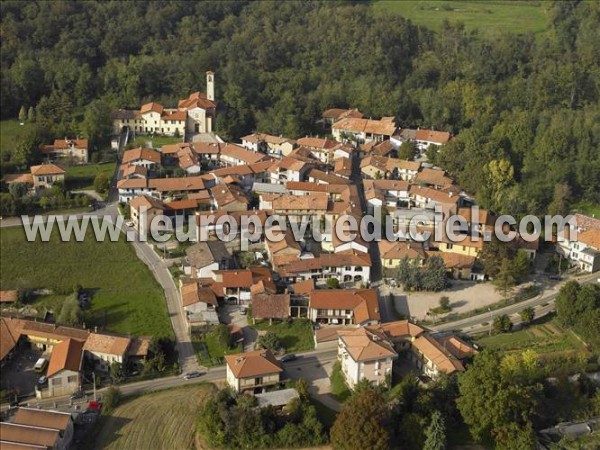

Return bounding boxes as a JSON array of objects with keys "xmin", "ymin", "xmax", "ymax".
[{"xmin": 125, "ymin": 221, "xmax": 134, "ymax": 228}]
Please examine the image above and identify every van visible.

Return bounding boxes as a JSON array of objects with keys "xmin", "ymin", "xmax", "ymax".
[{"xmin": 34, "ymin": 358, "xmax": 48, "ymax": 373}]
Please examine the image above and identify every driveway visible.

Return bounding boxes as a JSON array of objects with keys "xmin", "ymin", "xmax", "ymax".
[
  {"xmin": 1, "ymin": 348, "xmax": 44, "ymax": 398},
  {"xmin": 219, "ymin": 304, "xmax": 257, "ymax": 352}
]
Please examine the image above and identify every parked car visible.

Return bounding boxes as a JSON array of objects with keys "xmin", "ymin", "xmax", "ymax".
[
  {"xmin": 37, "ymin": 376, "xmax": 47, "ymax": 385},
  {"xmin": 125, "ymin": 221, "xmax": 134, "ymax": 228},
  {"xmin": 548, "ymin": 275, "xmax": 561, "ymax": 281},
  {"xmin": 70, "ymin": 390, "xmax": 86, "ymax": 400},
  {"xmin": 280, "ymin": 354, "xmax": 297, "ymax": 363},
  {"xmin": 183, "ymin": 371, "xmax": 202, "ymax": 380}
]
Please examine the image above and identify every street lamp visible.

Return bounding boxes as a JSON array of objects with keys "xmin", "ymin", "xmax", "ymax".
[{"xmin": 488, "ymin": 308, "xmax": 493, "ymax": 336}]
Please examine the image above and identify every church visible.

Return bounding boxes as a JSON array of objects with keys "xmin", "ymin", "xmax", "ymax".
[{"xmin": 112, "ymin": 71, "xmax": 217, "ymax": 136}]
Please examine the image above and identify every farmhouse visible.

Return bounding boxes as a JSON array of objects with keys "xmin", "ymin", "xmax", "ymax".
[
  {"xmin": 45, "ymin": 338, "xmax": 83, "ymax": 397},
  {"xmin": 309, "ymin": 289, "xmax": 380, "ymax": 326},
  {"xmin": 332, "ymin": 116, "xmax": 397, "ymax": 143},
  {"xmin": 40, "ymin": 138, "xmax": 89, "ymax": 163}
]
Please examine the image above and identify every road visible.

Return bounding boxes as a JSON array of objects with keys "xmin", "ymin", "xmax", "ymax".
[{"xmin": 5, "ymin": 348, "xmax": 338, "ymax": 412}]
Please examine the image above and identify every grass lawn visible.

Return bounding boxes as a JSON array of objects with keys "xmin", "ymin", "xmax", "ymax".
[
  {"xmin": 572, "ymin": 200, "xmax": 600, "ymax": 219},
  {"xmin": 86, "ymin": 384, "xmax": 216, "ymax": 450},
  {"xmin": 0, "ymin": 226, "xmax": 172, "ymax": 338},
  {"xmin": 66, "ymin": 162, "xmax": 117, "ymax": 191},
  {"xmin": 372, "ymin": 1, "xmax": 548, "ymax": 38},
  {"xmin": 192, "ymin": 326, "xmax": 242, "ymax": 367},
  {"xmin": 329, "ymin": 361, "xmax": 351, "ymax": 402},
  {"xmin": 252, "ymin": 318, "xmax": 314, "ymax": 353},
  {"xmin": 473, "ymin": 315, "xmax": 588, "ymax": 358},
  {"xmin": 131, "ymin": 135, "xmax": 183, "ymax": 149},
  {"xmin": 0, "ymin": 119, "xmax": 30, "ymax": 158}
]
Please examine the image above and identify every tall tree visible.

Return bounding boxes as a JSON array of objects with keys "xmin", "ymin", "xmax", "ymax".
[
  {"xmin": 18, "ymin": 105, "xmax": 26, "ymax": 122},
  {"xmin": 331, "ymin": 389, "xmax": 390, "ymax": 450},
  {"xmin": 424, "ymin": 410, "xmax": 446, "ymax": 450},
  {"xmin": 398, "ymin": 140, "xmax": 418, "ymax": 161}
]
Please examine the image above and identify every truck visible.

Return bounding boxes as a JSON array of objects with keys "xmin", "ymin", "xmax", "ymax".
[{"xmin": 34, "ymin": 358, "xmax": 48, "ymax": 373}]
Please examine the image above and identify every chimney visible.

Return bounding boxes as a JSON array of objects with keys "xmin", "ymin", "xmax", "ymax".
[{"xmin": 206, "ymin": 71, "xmax": 215, "ymax": 102}]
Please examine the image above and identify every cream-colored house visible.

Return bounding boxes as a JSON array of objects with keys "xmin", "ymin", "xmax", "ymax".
[
  {"xmin": 82, "ymin": 332, "xmax": 131, "ymax": 371},
  {"xmin": 45, "ymin": 338, "xmax": 83, "ymax": 398},
  {"xmin": 225, "ymin": 349, "xmax": 283, "ymax": 393},
  {"xmin": 40, "ymin": 138, "xmax": 89, "ymax": 163},
  {"xmin": 337, "ymin": 327, "xmax": 397, "ymax": 388},
  {"xmin": 30, "ymin": 164, "xmax": 66, "ymax": 189}
]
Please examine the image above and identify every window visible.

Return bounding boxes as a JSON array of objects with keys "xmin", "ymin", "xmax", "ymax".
[
  {"xmin": 67, "ymin": 375, "xmax": 78, "ymax": 383},
  {"xmin": 53, "ymin": 378, "xmax": 63, "ymax": 386},
  {"xmin": 447, "ymin": 243, "xmax": 453, "ymax": 250}
]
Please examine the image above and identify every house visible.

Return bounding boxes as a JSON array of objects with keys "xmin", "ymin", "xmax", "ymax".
[
  {"xmin": 220, "ymin": 143, "xmax": 271, "ymax": 167},
  {"xmin": 254, "ymin": 388, "xmax": 300, "ymax": 410},
  {"xmin": 30, "ymin": 164, "xmax": 66, "ymax": 189},
  {"xmin": 0, "ymin": 421, "xmax": 72, "ymax": 450},
  {"xmin": 557, "ymin": 214, "xmax": 600, "ymax": 273},
  {"xmin": 322, "ymin": 108, "xmax": 363, "ymax": 127},
  {"xmin": 267, "ymin": 156, "xmax": 311, "ymax": 184},
  {"xmin": 8, "ymin": 408, "xmax": 74, "ymax": 450},
  {"xmin": 180, "ymin": 280, "xmax": 219, "ymax": 325},
  {"xmin": 309, "ymin": 289, "xmax": 379, "ymax": 326},
  {"xmin": 363, "ymin": 179, "xmax": 411, "ymax": 210},
  {"xmin": 129, "ymin": 195, "xmax": 167, "ymax": 230},
  {"xmin": 409, "ymin": 185, "xmax": 462, "ymax": 215},
  {"xmin": 392, "ymin": 128, "xmax": 451, "ymax": 152},
  {"xmin": 209, "ymin": 183, "xmax": 249, "ymax": 212},
  {"xmin": 277, "ymin": 252, "xmax": 371, "ymax": 285},
  {"xmin": 45, "ymin": 338, "xmax": 83, "ymax": 397},
  {"xmin": 184, "ymin": 241, "xmax": 232, "ymax": 278},
  {"xmin": 413, "ymin": 168, "xmax": 455, "ymax": 190},
  {"xmin": 82, "ymin": 332, "xmax": 131, "ymax": 371},
  {"xmin": 360, "ymin": 155, "xmax": 421, "ymax": 181},
  {"xmin": 113, "ymin": 71, "xmax": 217, "ymax": 135},
  {"xmin": 225, "ymin": 349, "xmax": 283, "ymax": 393},
  {"xmin": 176, "ymin": 146, "xmax": 201, "ymax": 174},
  {"xmin": 122, "ymin": 147, "xmax": 161, "ymax": 169},
  {"xmin": 40, "ymin": 138, "xmax": 89, "ymax": 163},
  {"xmin": 296, "ymin": 137, "xmax": 340, "ymax": 164},
  {"xmin": 241, "ymin": 133, "xmax": 296, "ymax": 158},
  {"xmin": 252, "ymin": 293, "xmax": 290, "ymax": 324},
  {"xmin": 431, "ymin": 251, "xmax": 476, "ymax": 279},
  {"xmin": 120, "ymin": 164, "xmax": 148, "ymax": 180},
  {"xmin": 261, "ymin": 192, "xmax": 329, "ymax": 217},
  {"xmin": 360, "ymin": 140, "xmax": 395, "ymax": 158},
  {"xmin": 332, "ymin": 117, "xmax": 397, "ymax": 143},
  {"xmin": 410, "ymin": 334, "xmax": 465, "ymax": 378},
  {"xmin": 265, "ymin": 230, "xmax": 302, "ymax": 264},
  {"xmin": 379, "ymin": 241, "xmax": 427, "ymax": 269},
  {"xmin": 306, "ymin": 168, "xmax": 351, "ymax": 186},
  {"xmin": 337, "ymin": 327, "xmax": 397, "ymax": 388},
  {"xmin": 211, "ymin": 268, "xmax": 274, "ymax": 305},
  {"xmin": 192, "ymin": 141, "xmax": 221, "ymax": 163},
  {"xmin": 334, "ymin": 157, "xmax": 352, "ymax": 179},
  {"xmin": 436, "ymin": 233, "xmax": 484, "ymax": 258}
]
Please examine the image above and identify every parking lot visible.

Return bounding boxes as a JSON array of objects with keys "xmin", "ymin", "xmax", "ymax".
[{"xmin": 1, "ymin": 347, "xmax": 45, "ymax": 398}]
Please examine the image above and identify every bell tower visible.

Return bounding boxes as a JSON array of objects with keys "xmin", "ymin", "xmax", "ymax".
[{"xmin": 206, "ymin": 71, "xmax": 215, "ymax": 102}]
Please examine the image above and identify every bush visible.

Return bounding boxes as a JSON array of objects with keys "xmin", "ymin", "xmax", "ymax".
[
  {"xmin": 103, "ymin": 386, "xmax": 122, "ymax": 413},
  {"xmin": 93, "ymin": 172, "xmax": 109, "ymax": 194}
]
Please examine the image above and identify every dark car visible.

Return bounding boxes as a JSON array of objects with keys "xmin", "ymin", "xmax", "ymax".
[
  {"xmin": 71, "ymin": 390, "xmax": 86, "ymax": 400},
  {"xmin": 183, "ymin": 371, "xmax": 202, "ymax": 380},
  {"xmin": 548, "ymin": 275, "xmax": 561, "ymax": 281},
  {"xmin": 280, "ymin": 354, "xmax": 297, "ymax": 363}
]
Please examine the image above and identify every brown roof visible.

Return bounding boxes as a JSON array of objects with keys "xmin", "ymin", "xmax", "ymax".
[
  {"xmin": 127, "ymin": 337, "xmax": 151, "ymax": 357},
  {"xmin": 436, "ymin": 335, "xmax": 478, "ymax": 360},
  {"xmin": 192, "ymin": 142, "xmax": 221, "ymax": 154},
  {"xmin": 413, "ymin": 168, "xmax": 454, "ymax": 189},
  {"xmin": 30, "ymin": 164, "xmax": 65, "ymax": 176},
  {"xmin": 13, "ymin": 408, "xmax": 71, "ymax": 432},
  {"xmin": 379, "ymin": 241, "xmax": 426, "ymax": 260},
  {"xmin": 181, "ymin": 281, "xmax": 218, "ymax": 307},
  {"xmin": 47, "ymin": 338, "xmax": 83, "ymax": 377},
  {"xmin": 178, "ymin": 91, "xmax": 216, "ymax": 110},
  {"xmin": 82, "ymin": 333, "xmax": 130, "ymax": 357},
  {"xmin": 0, "ymin": 290, "xmax": 18, "ymax": 303},
  {"xmin": 265, "ymin": 230, "xmax": 302, "ymax": 255},
  {"xmin": 578, "ymin": 229, "xmax": 600, "ymax": 249},
  {"xmin": 376, "ymin": 320, "xmax": 425, "ymax": 339},
  {"xmin": 51, "ymin": 138, "xmax": 88, "ymax": 150},
  {"xmin": 252, "ymin": 293, "xmax": 290, "ymax": 320},
  {"xmin": 310, "ymin": 289, "xmax": 379, "ymax": 324},
  {"xmin": 428, "ymin": 251, "xmax": 476, "ymax": 269},
  {"xmin": 322, "ymin": 108, "xmax": 364, "ymax": 120},
  {"xmin": 121, "ymin": 164, "xmax": 148, "ymax": 178},
  {"xmin": 148, "ymin": 176, "xmax": 205, "ymax": 192},
  {"xmin": 296, "ymin": 137, "xmax": 339, "ymax": 150},
  {"xmin": 225, "ymin": 349, "xmax": 283, "ymax": 378},
  {"xmin": 292, "ymin": 279, "xmax": 315, "ymax": 295},
  {"xmin": 333, "ymin": 117, "xmax": 397, "ymax": 136},
  {"xmin": 285, "ymin": 182, "xmax": 347, "ymax": 196},
  {"xmin": 415, "ymin": 129, "xmax": 451, "ymax": 144},
  {"xmin": 242, "ymin": 133, "xmax": 293, "ymax": 145},
  {"xmin": 409, "ymin": 185, "xmax": 461, "ymax": 205},
  {"xmin": 19, "ymin": 320, "xmax": 89, "ymax": 342},
  {"xmin": 117, "ymin": 178, "xmax": 148, "ymax": 189},
  {"xmin": 279, "ymin": 252, "xmax": 371, "ymax": 277},
  {"xmin": 161, "ymin": 142, "xmax": 190, "ymax": 154},
  {"xmin": 161, "ymin": 110, "xmax": 187, "ymax": 121},
  {"xmin": 210, "ymin": 183, "xmax": 249, "ymax": 208},
  {"xmin": 0, "ymin": 423, "xmax": 60, "ymax": 448},
  {"xmin": 122, "ymin": 147, "xmax": 161, "ymax": 165},
  {"xmin": 129, "ymin": 195, "xmax": 165, "ymax": 211},
  {"xmin": 412, "ymin": 334, "xmax": 464, "ymax": 374},
  {"xmin": 339, "ymin": 327, "xmax": 397, "ymax": 362},
  {"xmin": 360, "ymin": 155, "xmax": 421, "ymax": 173},
  {"xmin": 220, "ymin": 144, "xmax": 269, "ymax": 164},
  {"xmin": 306, "ymin": 168, "xmax": 351, "ymax": 185},
  {"xmin": 0, "ymin": 317, "xmax": 22, "ymax": 360},
  {"xmin": 3, "ymin": 173, "xmax": 34, "ymax": 184},
  {"xmin": 140, "ymin": 102, "xmax": 164, "ymax": 114},
  {"xmin": 271, "ymin": 192, "xmax": 329, "ymax": 212}
]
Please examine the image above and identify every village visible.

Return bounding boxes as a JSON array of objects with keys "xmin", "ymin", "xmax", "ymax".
[{"xmin": 1, "ymin": 70, "xmax": 600, "ymax": 449}]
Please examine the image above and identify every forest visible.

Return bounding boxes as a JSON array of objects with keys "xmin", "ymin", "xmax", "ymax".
[{"xmin": 1, "ymin": 0, "xmax": 599, "ymax": 215}]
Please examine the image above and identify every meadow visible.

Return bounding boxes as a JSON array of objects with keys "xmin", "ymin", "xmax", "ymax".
[
  {"xmin": 66, "ymin": 162, "xmax": 117, "ymax": 191},
  {"xmin": 0, "ymin": 225, "xmax": 172, "ymax": 337},
  {"xmin": 87, "ymin": 384, "xmax": 215, "ymax": 450},
  {"xmin": 372, "ymin": 1, "xmax": 548, "ymax": 37}
]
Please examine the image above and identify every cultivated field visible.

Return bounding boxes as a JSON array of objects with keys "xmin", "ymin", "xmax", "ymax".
[
  {"xmin": 66, "ymin": 162, "xmax": 117, "ymax": 191},
  {"xmin": 373, "ymin": 1, "xmax": 548, "ymax": 37},
  {"xmin": 0, "ymin": 226, "xmax": 172, "ymax": 337},
  {"xmin": 88, "ymin": 384, "xmax": 216, "ymax": 450},
  {"xmin": 474, "ymin": 316, "xmax": 589, "ymax": 358}
]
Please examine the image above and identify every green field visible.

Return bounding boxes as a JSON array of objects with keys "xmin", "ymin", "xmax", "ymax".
[
  {"xmin": 87, "ymin": 384, "xmax": 215, "ymax": 450},
  {"xmin": 0, "ymin": 226, "xmax": 172, "ymax": 337},
  {"xmin": 474, "ymin": 316, "xmax": 588, "ymax": 357},
  {"xmin": 131, "ymin": 135, "xmax": 182, "ymax": 149},
  {"xmin": 66, "ymin": 162, "xmax": 117, "ymax": 191},
  {"xmin": 252, "ymin": 318, "xmax": 315, "ymax": 353},
  {"xmin": 192, "ymin": 325, "xmax": 242, "ymax": 367},
  {"xmin": 572, "ymin": 200, "xmax": 600, "ymax": 219},
  {"xmin": 0, "ymin": 119, "xmax": 30, "ymax": 158},
  {"xmin": 373, "ymin": 1, "xmax": 548, "ymax": 37}
]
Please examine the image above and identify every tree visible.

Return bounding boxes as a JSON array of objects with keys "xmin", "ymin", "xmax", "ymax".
[
  {"xmin": 8, "ymin": 182, "xmax": 29, "ymax": 199},
  {"xmin": 493, "ymin": 314, "xmax": 513, "ymax": 333},
  {"xmin": 109, "ymin": 361, "xmax": 124, "ymax": 384},
  {"xmin": 94, "ymin": 173, "xmax": 109, "ymax": 194},
  {"xmin": 57, "ymin": 294, "xmax": 82, "ymax": 325},
  {"xmin": 257, "ymin": 331, "xmax": 281, "ymax": 352},
  {"xmin": 424, "ymin": 410, "xmax": 446, "ymax": 450},
  {"xmin": 18, "ymin": 105, "xmax": 26, "ymax": 122},
  {"xmin": 27, "ymin": 106, "xmax": 35, "ymax": 122},
  {"xmin": 519, "ymin": 307, "xmax": 534, "ymax": 325},
  {"xmin": 326, "ymin": 277, "xmax": 340, "ymax": 289},
  {"xmin": 439, "ymin": 296, "xmax": 450, "ymax": 310},
  {"xmin": 492, "ymin": 259, "xmax": 516, "ymax": 298},
  {"xmin": 103, "ymin": 386, "xmax": 122, "ymax": 413},
  {"xmin": 512, "ymin": 250, "xmax": 530, "ymax": 283},
  {"xmin": 555, "ymin": 280, "xmax": 583, "ymax": 327},
  {"xmin": 331, "ymin": 389, "xmax": 390, "ymax": 450},
  {"xmin": 82, "ymin": 99, "xmax": 113, "ymax": 146},
  {"xmin": 398, "ymin": 140, "xmax": 418, "ymax": 161},
  {"xmin": 479, "ymin": 237, "xmax": 515, "ymax": 278},
  {"xmin": 457, "ymin": 351, "xmax": 542, "ymax": 447},
  {"xmin": 421, "ymin": 256, "xmax": 448, "ymax": 291}
]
